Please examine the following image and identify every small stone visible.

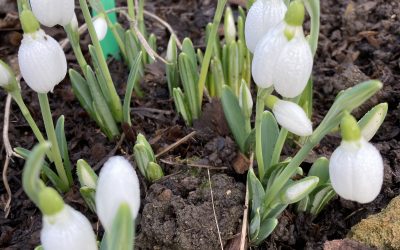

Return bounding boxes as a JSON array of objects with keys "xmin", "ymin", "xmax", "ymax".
[{"xmin": 348, "ymin": 196, "xmax": 400, "ymax": 249}]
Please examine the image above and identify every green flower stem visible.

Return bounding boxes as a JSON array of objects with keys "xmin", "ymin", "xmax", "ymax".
[
  {"xmin": 64, "ymin": 25, "xmax": 88, "ymax": 71},
  {"xmin": 127, "ymin": 0, "xmax": 136, "ymax": 20},
  {"xmin": 270, "ymin": 128, "xmax": 288, "ymax": 166},
  {"xmin": 79, "ymin": 0, "xmax": 123, "ymax": 122},
  {"xmin": 11, "ymin": 91, "xmax": 54, "ymax": 162},
  {"xmin": 304, "ymin": 0, "xmax": 320, "ymax": 56},
  {"xmin": 38, "ymin": 93, "xmax": 70, "ymax": 191},
  {"xmin": 255, "ymin": 88, "xmax": 273, "ymax": 179},
  {"xmin": 22, "ymin": 142, "xmax": 50, "ymax": 207},
  {"xmin": 197, "ymin": 0, "xmax": 227, "ymax": 107},
  {"xmin": 17, "ymin": 0, "xmax": 30, "ymax": 12}
]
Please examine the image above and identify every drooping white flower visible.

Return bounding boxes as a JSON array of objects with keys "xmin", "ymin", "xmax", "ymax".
[
  {"xmin": 96, "ymin": 156, "xmax": 140, "ymax": 232},
  {"xmin": 41, "ymin": 205, "xmax": 98, "ymax": 250},
  {"xmin": 329, "ymin": 138, "xmax": 383, "ymax": 203},
  {"xmin": 245, "ymin": 0, "xmax": 287, "ymax": 53},
  {"xmin": 30, "ymin": 0, "xmax": 75, "ymax": 27},
  {"xmin": 18, "ymin": 29, "xmax": 67, "ymax": 93},
  {"xmin": 0, "ymin": 61, "xmax": 12, "ymax": 87},
  {"xmin": 93, "ymin": 16, "xmax": 108, "ymax": 41},
  {"xmin": 251, "ymin": 1, "xmax": 313, "ymax": 98},
  {"xmin": 272, "ymin": 99, "xmax": 313, "ymax": 136}
]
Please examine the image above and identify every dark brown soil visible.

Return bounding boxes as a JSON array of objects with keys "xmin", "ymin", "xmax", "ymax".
[{"xmin": 0, "ymin": 0, "xmax": 399, "ymax": 249}]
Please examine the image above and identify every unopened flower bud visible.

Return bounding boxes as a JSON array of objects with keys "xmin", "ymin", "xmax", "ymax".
[
  {"xmin": 95, "ymin": 156, "xmax": 140, "ymax": 232},
  {"xmin": 93, "ymin": 15, "xmax": 108, "ymax": 41}
]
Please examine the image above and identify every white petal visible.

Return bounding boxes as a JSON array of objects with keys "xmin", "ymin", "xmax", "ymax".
[
  {"xmin": 329, "ymin": 139, "xmax": 383, "ymax": 203},
  {"xmin": 252, "ymin": 23, "xmax": 287, "ymax": 89},
  {"xmin": 41, "ymin": 205, "xmax": 98, "ymax": 250},
  {"xmin": 95, "ymin": 156, "xmax": 140, "ymax": 232},
  {"xmin": 18, "ymin": 30, "xmax": 67, "ymax": 93},
  {"xmin": 273, "ymin": 31, "xmax": 313, "ymax": 98},
  {"xmin": 93, "ymin": 16, "xmax": 108, "ymax": 41},
  {"xmin": 31, "ymin": 0, "xmax": 75, "ymax": 27},
  {"xmin": 245, "ymin": 0, "xmax": 287, "ymax": 53},
  {"xmin": 0, "ymin": 63, "xmax": 11, "ymax": 87},
  {"xmin": 272, "ymin": 99, "xmax": 313, "ymax": 136}
]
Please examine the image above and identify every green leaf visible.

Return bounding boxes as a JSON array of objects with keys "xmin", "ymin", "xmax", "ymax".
[
  {"xmin": 85, "ymin": 66, "xmax": 120, "ymax": 139},
  {"xmin": 107, "ymin": 203, "xmax": 134, "ymax": 250},
  {"xmin": 69, "ymin": 69, "xmax": 95, "ymax": 118},
  {"xmin": 228, "ymin": 41, "xmax": 240, "ymax": 95},
  {"xmin": 88, "ymin": 45, "xmax": 111, "ymax": 105},
  {"xmin": 148, "ymin": 33, "xmax": 157, "ymax": 64},
  {"xmin": 166, "ymin": 35, "xmax": 180, "ymax": 95},
  {"xmin": 310, "ymin": 185, "xmax": 336, "ymax": 216},
  {"xmin": 249, "ymin": 208, "xmax": 261, "ymax": 242},
  {"xmin": 260, "ymin": 111, "xmax": 280, "ymax": 173},
  {"xmin": 80, "ymin": 186, "xmax": 97, "ymax": 212},
  {"xmin": 133, "ymin": 144, "xmax": 152, "ymax": 177},
  {"xmin": 147, "ymin": 162, "xmax": 164, "ymax": 182},
  {"xmin": 178, "ymin": 53, "xmax": 200, "ymax": 119},
  {"xmin": 173, "ymin": 87, "xmax": 192, "ymax": 125},
  {"xmin": 247, "ymin": 168, "xmax": 265, "ymax": 217},
  {"xmin": 210, "ymin": 56, "xmax": 225, "ymax": 97},
  {"xmin": 221, "ymin": 85, "xmax": 249, "ymax": 153},
  {"xmin": 263, "ymin": 203, "xmax": 287, "ymax": 220},
  {"xmin": 55, "ymin": 115, "xmax": 73, "ymax": 184},
  {"xmin": 181, "ymin": 38, "xmax": 198, "ymax": 69},
  {"xmin": 252, "ymin": 218, "xmax": 278, "ymax": 245},
  {"xmin": 123, "ymin": 52, "xmax": 143, "ymax": 126},
  {"xmin": 297, "ymin": 195, "xmax": 310, "ymax": 212},
  {"xmin": 308, "ymin": 157, "xmax": 329, "ymax": 185}
]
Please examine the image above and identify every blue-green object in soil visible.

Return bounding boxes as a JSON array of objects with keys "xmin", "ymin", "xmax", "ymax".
[{"xmin": 92, "ymin": 0, "xmax": 120, "ymax": 60}]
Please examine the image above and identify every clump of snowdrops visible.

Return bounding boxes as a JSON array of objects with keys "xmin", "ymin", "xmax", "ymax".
[{"xmin": 0, "ymin": 0, "xmax": 389, "ymax": 248}]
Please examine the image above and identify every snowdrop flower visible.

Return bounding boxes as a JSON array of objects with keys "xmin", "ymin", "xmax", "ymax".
[
  {"xmin": 93, "ymin": 15, "xmax": 108, "ymax": 41},
  {"xmin": 96, "ymin": 156, "xmax": 140, "ymax": 231},
  {"xmin": 252, "ymin": 0, "xmax": 313, "ymax": 98},
  {"xmin": 18, "ymin": 10, "xmax": 67, "ymax": 93},
  {"xmin": 329, "ymin": 114, "xmax": 383, "ymax": 203},
  {"xmin": 245, "ymin": 0, "xmax": 287, "ymax": 52},
  {"xmin": 39, "ymin": 188, "xmax": 97, "ymax": 250},
  {"xmin": 0, "ymin": 60, "xmax": 12, "ymax": 87},
  {"xmin": 266, "ymin": 95, "xmax": 313, "ymax": 136},
  {"xmin": 30, "ymin": 0, "xmax": 75, "ymax": 27}
]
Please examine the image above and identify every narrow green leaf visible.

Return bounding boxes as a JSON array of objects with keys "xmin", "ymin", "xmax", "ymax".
[
  {"xmin": 76, "ymin": 159, "xmax": 98, "ymax": 189},
  {"xmin": 123, "ymin": 53, "xmax": 143, "ymax": 126},
  {"xmin": 148, "ymin": 33, "xmax": 157, "ymax": 64},
  {"xmin": 310, "ymin": 185, "xmax": 336, "ymax": 216},
  {"xmin": 107, "ymin": 203, "xmax": 134, "ymax": 250},
  {"xmin": 173, "ymin": 87, "xmax": 192, "ymax": 125},
  {"xmin": 85, "ymin": 66, "xmax": 120, "ymax": 139},
  {"xmin": 228, "ymin": 41, "xmax": 240, "ymax": 95},
  {"xmin": 178, "ymin": 53, "xmax": 200, "ymax": 119},
  {"xmin": 308, "ymin": 157, "xmax": 329, "ymax": 185},
  {"xmin": 252, "ymin": 218, "xmax": 278, "ymax": 245},
  {"xmin": 261, "ymin": 111, "xmax": 280, "ymax": 173},
  {"xmin": 210, "ymin": 56, "xmax": 225, "ymax": 97},
  {"xmin": 166, "ymin": 35, "xmax": 180, "ymax": 95},
  {"xmin": 247, "ymin": 168, "xmax": 265, "ymax": 217},
  {"xmin": 249, "ymin": 208, "xmax": 261, "ymax": 242},
  {"xmin": 181, "ymin": 38, "xmax": 197, "ymax": 68},
  {"xmin": 69, "ymin": 69, "xmax": 95, "ymax": 118},
  {"xmin": 55, "ymin": 116, "xmax": 73, "ymax": 185},
  {"xmin": 221, "ymin": 85, "xmax": 249, "ymax": 152},
  {"xmin": 80, "ymin": 187, "xmax": 97, "ymax": 212},
  {"xmin": 88, "ymin": 45, "xmax": 111, "ymax": 104}
]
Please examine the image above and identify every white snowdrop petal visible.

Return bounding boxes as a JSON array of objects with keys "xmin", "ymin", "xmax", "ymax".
[
  {"xmin": 0, "ymin": 63, "xmax": 11, "ymax": 87},
  {"xmin": 245, "ymin": 0, "xmax": 287, "ymax": 52},
  {"xmin": 329, "ymin": 139, "xmax": 383, "ymax": 203},
  {"xmin": 41, "ymin": 205, "xmax": 98, "ymax": 250},
  {"xmin": 273, "ymin": 33, "xmax": 313, "ymax": 98},
  {"xmin": 252, "ymin": 23, "xmax": 287, "ymax": 89},
  {"xmin": 18, "ymin": 30, "xmax": 67, "ymax": 93},
  {"xmin": 96, "ymin": 156, "xmax": 140, "ymax": 232},
  {"xmin": 31, "ymin": 0, "xmax": 75, "ymax": 27},
  {"xmin": 93, "ymin": 17, "xmax": 108, "ymax": 41},
  {"xmin": 273, "ymin": 100, "xmax": 313, "ymax": 136}
]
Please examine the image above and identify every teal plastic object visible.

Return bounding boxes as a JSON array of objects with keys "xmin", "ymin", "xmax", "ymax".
[{"xmin": 92, "ymin": 0, "xmax": 121, "ymax": 60}]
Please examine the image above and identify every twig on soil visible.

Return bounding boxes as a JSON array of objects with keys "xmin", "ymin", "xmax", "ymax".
[
  {"xmin": 155, "ymin": 131, "xmax": 197, "ymax": 158},
  {"xmin": 2, "ymin": 94, "xmax": 13, "ymax": 218},
  {"xmin": 94, "ymin": 133, "xmax": 126, "ymax": 171},
  {"xmin": 160, "ymin": 158, "xmax": 228, "ymax": 170},
  {"xmin": 207, "ymin": 169, "xmax": 224, "ymax": 250},
  {"xmin": 239, "ymin": 153, "xmax": 253, "ymax": 250}
]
